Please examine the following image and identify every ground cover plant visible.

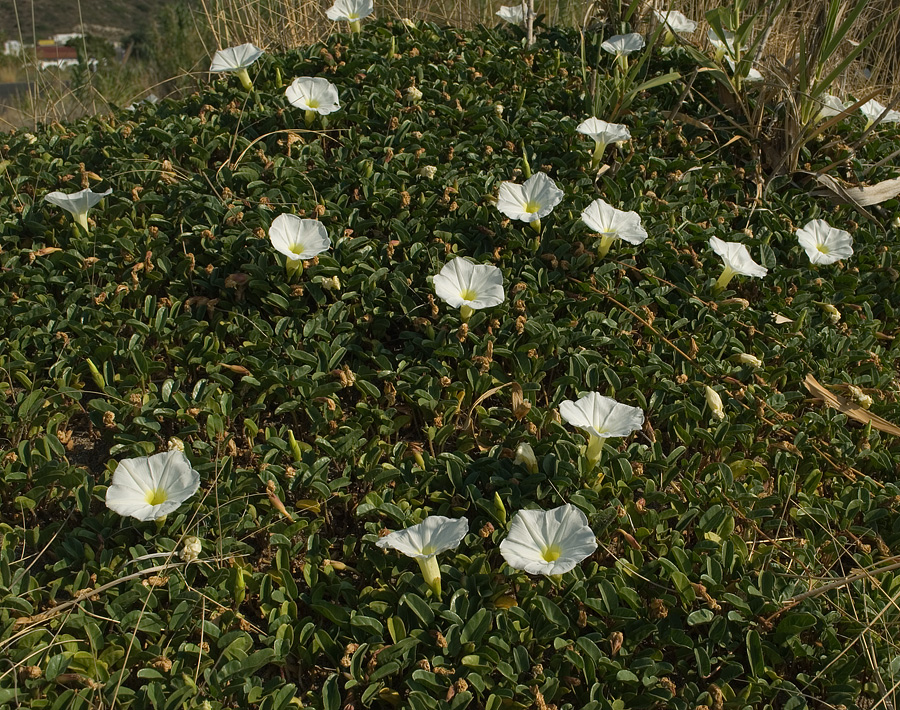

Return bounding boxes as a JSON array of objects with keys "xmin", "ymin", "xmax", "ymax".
[{"xmin": 3, "ymin": 12, "xmax": 900, "ymax": 710}]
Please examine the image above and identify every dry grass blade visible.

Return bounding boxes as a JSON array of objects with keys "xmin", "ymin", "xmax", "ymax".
[
  {"xmin": 812, "ymin": 173, "xmax": 900, "ymax": 207},
  {"xmin": 803, "ymin": 373, "xmax": 900, "ymax": 437}
]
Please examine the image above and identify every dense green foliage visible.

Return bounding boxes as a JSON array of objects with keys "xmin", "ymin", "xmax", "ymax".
[{"xmin": 2, "ymin": 18, "xmax": 900, "ymax": 710}]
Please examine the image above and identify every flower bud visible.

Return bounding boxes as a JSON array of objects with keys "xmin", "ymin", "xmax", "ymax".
[
  {"xmin": 822, "ymin": 303, "xmax": 841, "ymax": 324},
  {"xmin": 494, "ymin": 103, "xmax": 504, "ymax": 116},
  {"xmin": 493, "ymin": 491, "xmax": 507, "ymax": 526},
  {"xmin": 513, "ymin": 442, "xmax": 538, "ymax": 474},
  {"xmin": 180, "ymin": 535, "xmax": 202, "ymax": 562},
  {"xmin": 406, "ymin": 85, "xmax": 423, "ymax": 103},
  {"xmin": 848, "ymin": 385, "xmax": 873, "ymax": 409},
  {"xmin": 321, "ymin": 275, "xmax": 341, "ymax": 291},
  {"xmin": 737, "ymin": 353, "xmax": 762, "ymax": 368},
  {"xmin": 705, "ymin": 386, "xmax": 725, "ymax": 420},
  {"xmin": 167, "ymin": 437, "xmax": 185, "ymax": 452},
  {"xmin": 418, "ymin": 165, "xmax": 437, "ymax": 179}
]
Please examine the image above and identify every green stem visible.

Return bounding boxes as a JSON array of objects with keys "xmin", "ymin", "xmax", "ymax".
[
  {"xmin": 591, "ymin": 141, "xmax": 607, "ymax": 170},
  {"xmin": 304, "ymin": 110, "xmax": 316, "ymax": 128},
  {"xmin": 529, "ymin": 219, "xmax": 541, "ymax": 235},
  {"xmin": 350, "ymin": 20, "xmax": 361, "ymax": 33},
  {"xmin": 236, "ymin": 68, "xmax": 253, "ymax": 92},
  {"xmin": 586, "ymin": 434, "xmax": 603, "ymax": 468},
  {"xmin": 286, "ymin": 258, "xmax": 303, "ymax": 282},
  {"xmin": 74, "ymin": 212, "xmax": 90, "ymax": 232},
  {"xmin": 416, "ymin": 556, "xmax": 442, "ymax": 598},
  {"xmin": 460, "ymin": 305, "xmax": 474, "ymax": 322}
]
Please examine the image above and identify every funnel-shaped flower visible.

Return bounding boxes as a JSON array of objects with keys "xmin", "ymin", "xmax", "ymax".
[
  {"xmin": 210, "ymin": 43, "xmax": 264, "ymax": 90},
  {"xmin": 601, "ymin": 33, "xmax": 645, "ymax": 58},
  {"xmin": 796, "ymin": 219, "xmax": 853, "ymax": 265},
  {"xmin": 708, "ymin": 29, "xmax": 735, "ymax": 61},
  {"xmin": 576, "ymin": 118, "xmax": 630, "ymax": 168},
  {"xmin": 559, "ymin": 392, "xmax": 643, "ymax": 466},
  {"xmin": 500, "ymin": 504, "xmax": 598, "ymax": 576},
  {"xmin": 105, "ymin": 450, "xmax": 200, "ymax": 522},
  {"xmin": 497, "ymin": 172, "xmax": 563, "ymax": 233},
  {"xmin": 514, "ymin": 442, "xmax": 538, "ymax": 474},
  {"xmin": 45, "ymin": 187, "xmax": 112, "ymax": 231},
  {"xmin": 496, "ymin": 5, "xmax": 525, "ymax": 23},
  {"xmin": 377, "ymin": 516, "xmax": 468, "ymax": 596},
  {"xmin": 325, "ymin": 0, "xmax": 373, "ymax": 32},
  {"xmin": 269, "ymin": 214, "xmax": 331, "ymax": 278},
  {"xmin": 654, "ymin": 9, "xmax": 697, "ymax": 37},
  {"xmin": 581, "ymin": 198, "xmax": 647, "ymax": 258},
  {"xmin": 433, "ymin": 257, "xmax": 504, "ymax": 321},
  {"xmin": 705, "ymin": 386, "xmax": 725, "ymax": 421},
  {"xmin": 286, "ymin": 77, "xmax": 341, "ymax": 126},
  {"xmin": 814, "ymin": 94, "xmax": 846, "ymax": 123},
  {"xmin": 709, "ymin": 236, "xmax": 767, "ymax": 291},
  {"xmin": 860, "ymin": 99, "xmax": 900, "ymax": 130}
]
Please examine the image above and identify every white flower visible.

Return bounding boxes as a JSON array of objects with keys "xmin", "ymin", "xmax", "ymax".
[
  {"xmin": 514, "ymin": 442, "xmax": 538, "ymax": 474},
  {"xmin": 105, "ymin": 450, "xmax": 200, "ymax": 522},
  {"xmin": 269, "ymin": 214, "xmax": 331, "ymax": 263},
  {"xmin": 496, "ymin": 172, "xmax": 564, "ymax": 225},
  {"xmin": 326, "ymin": 0, "xmax": 374, "ymax": 27},
  {"xmin": 860, "ymin": 99, "xmax": 900, "ymax": 129},
  {"xmin": 705, "ymin": 386, "xmax": 725, "ymax": 421},
  {"xmin": 418, "ymin": 165, "xmax": 437, "ymax": 179},
  {"xmin": 559, "ymin": 392, "xmax": 644, "ymax": 465},
  {"xmin": 576, "ymin": 118, "xmax": 631, "ymax": 167},
  {"xmin": 708, "ymin": 29, "xmax": 735, "ymax": 60},
  {"xmin": 500, "ymin": 504, "xmax": 598, "ymax": 576},
  {"xmin": 433, "ymin": 258, "xmax": 504, "ymax": 320},
  {"xmin": 180, "ymin": 536, "xmax": 202, "ymax": 562},
  {"xmin": 654, "ymin": 9, "xmax": 697, "ymax": 35},
  {"xmin": 581, "ymin": 198, "xmax": 647, "ymax": 257},
  {"xmin": 45, "ymin": 187, "xmax": 112, "ymax": 231},
  {"xmin": 725, "ymin": 56, "xmax": 763, "ymax": 82},
  {"xmin": 406, "ymin": 85, "xmax": 423, "ymax": 103},
  {"xmin": 377, "ymin": 516, "xmax": 468, "ymax": 596},
  {"xmin": 286, "ymin": 77, "xmax": 341, "ymax": 119},
  {"xmin": 815, "ymin": 94, "xmax": 846, "ymax": 123},
  {"xmin": 494, "ymin": 103, "xmax": 504, "ymax": 116},
  {"xmin": 848, "ymin": 385, "xmax": 873, "ymax": 409},
  {"xmin": 496, "ymin": 5, "xmax": 526, "ymax": 23},
  {"xmin": 167, "ymin": 437, "xmax": 185, "ymax": 452},
  {"xmin": 796, "ymin": 219, "xmax": 853, "ymax": 265},
  {"xmin": 601, "ymin": 33, "xmax": 645, "ymax": 57},
  {"xmin": 709, "ymin": 236, "xmax": 767, "ymax": 291},
  {"xmin": 321, "ymin": 275, "xmax": 341, "ymax": 291},
  {"xmin": 737, "ymin": 353, "xmax": 763, "ymax": 368},
  {"xmin": 210, "ymin": 44, "xmax": 264, "ymax": 90}
]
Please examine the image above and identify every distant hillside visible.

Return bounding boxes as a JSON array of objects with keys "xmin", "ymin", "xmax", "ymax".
[{"xmin": 0, "ymin": 0, "xmax": 174, "ymax": 43}]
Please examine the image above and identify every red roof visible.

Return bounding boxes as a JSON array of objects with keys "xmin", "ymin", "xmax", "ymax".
[{"xmin": 36, "ymin": 46, "xmax": 77, "ymax": 60}]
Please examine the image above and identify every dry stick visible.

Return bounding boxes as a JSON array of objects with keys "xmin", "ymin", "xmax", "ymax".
[{"xmin": 779, "ymin": 557, "xmax": 900, "ymax": 608}]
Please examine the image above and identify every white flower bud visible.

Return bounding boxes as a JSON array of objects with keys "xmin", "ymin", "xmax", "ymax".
[
  {"xmin": 406, "ymin": 85, "xmax": 423, "ymax": 103},
  {"xmin": 705, "ymin": 386, "xmax": 725, "ymax": 420},
  {"xmin": 24, "ymin": 133, "xmax": 37, "ymax": 144},
  {"xmin": 892, "ymin": 215, "xmax": 900, "ymax": 229},
  {"xmin": 401, "ymin": 17, "xmax": 416, "ymax": 29},
  {"xmin": 513, "ymin": 442, "xmax": 538, "ymax": 474},
  {"xmin": 418, "ymin": 165, "xmax": 437, "ymax": 179},
  {"xmin": 822, "ymin": 304, "xmax": 841, "ymax": 324},
  {"xmin": 321, "ymin": 275, "xmax": 341, "ymax": 291},
  {"xmin": 848, "ymin": 385, "xmax": 873, "ymax": 409},
  {"xmin": 494, "ymin": 103, "xmax": 504, "ymax": 116},
  {"xmin": 180, "ymin": 536, "xmax": 202, "ymax": 562},
  {"xmin": 737, "ymin": 353, "xmax": 763, "ymax": 368},
  {"xmin": 167, "ymin": 437, "xmax": 185, "ymax": 452}
]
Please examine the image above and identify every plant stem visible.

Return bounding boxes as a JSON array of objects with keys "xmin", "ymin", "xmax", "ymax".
[
  {"xmin": 417, "ymin": 556, "xmax": 442, "ymax": 598},
  {"xmin": 596, "ymin": 235, "xmax": 615, "ymax": 259},
  {"xmin": 236, "ymin": 68, "xmax": 253, "ymax": 92},
  {"xmin": 714, "ymin": 266, "xmax": 734, "ymax": 293}
]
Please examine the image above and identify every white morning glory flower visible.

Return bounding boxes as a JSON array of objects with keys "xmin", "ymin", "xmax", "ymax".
[
  {"xmin": 496, "ymin": 172, "xmax": 564, "ymax": 232},
  {"xmin": 581, "ymin": 198, "xmax": 648, "ymax": 258},
  {"xmin": 496, "ymin": 5, "xmax": 525, "ymax": 23},
  {"xmin": 500, "ymin": 504, "xmax": 598, "ymax": 576},
  {"xmin": 601, "ymin": 33, "xmax": 645, "ymax": 58},
  {"xmin": 45, "ymin": 187, "xmax": 112, "ymax": 231},
  {"xmin": 654, "ymin": 9, "xmax": 697, "ymax": 36},
  {"xmin": 860, "ymin": 99, "xmax": 900, "ymax": 130},
  {"xmin": 105, "ymin": 450, "xmax": 200, "ymax": 522},
  {"xmin": 796, "ymin": 219, "xmax": 853, "ymax": 265},
  {"xmin": 286, "ymin": 77, "xmax": 341, "ymax": 126},
  {"xmin": 725, "ymin": 56, "xmax": 763, "ymax": 82},
  {"xmin": 433, "ymin": 257, "xmax": 505, "ymax": 321},
  {"xmin": 708, "ymin": 29, "xmax": 736, "ymax": 61},
  {"xmin": 513, "ymin": 442, "xmax": 538, "ymax": 474},
  {"xmin": 269, "ymin": 214, "xmax": 331, "ymax": 279},
  {"xmin": 210, "ymin": 43, "xmax": 264, "ymax": 90},
  {"xmin": 325, "ymin": 0, "xmax": 373, "ymax": 31},
  {"xmin": 376, "ymin": 516, "xmax": 468, "ymax": 596},
  {"xmin": 705, "ymin": 386, "xmax": 725, "ymax": 421},
  {"xmin": 709, "ymin": 236, "xmax": 768, "ymax": 291},
  {"xmin": 814, "ymin": 94, "xmax": 846, "ymax": 123},
  {"xmin": 559, "ymin": 392, "xmax": 644, "ymax": 466},
  {"xmin": 576, "ymin": 117, "xmax": 630, "ymax": 167}
]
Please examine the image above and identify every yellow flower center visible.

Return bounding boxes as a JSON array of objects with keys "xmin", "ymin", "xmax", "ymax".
[
  {"xmin": 817, "ymin": 244, "xmax": 830, "ymax": 254},
  {"xmin": 289, "ymin": 244, "xmax": 306, "ymax": 256},
  {"xmin": 145, "ymin": 488, "xmax": 168, "ymax": 506},
  {"xmin": 541, "ymin": 544, "xmax": 561, "ymax": 562},
  {"xmin": 347, "ymin": 12, "xmax": 358, "ymax": 19},
  {"xmin": 420, "ymin": 545, "xmax": 436, "ymax": 555},
  {"xmin": 459, "ymin": 288, "xmax": 478, "ymax": 301},
  {"xmin": 523, "ymin": 201, "xmax": 541, "ymax": 214},
  {"xmin": 307, "ymin": 99, "xmax": 320, "ymax": 109}
]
